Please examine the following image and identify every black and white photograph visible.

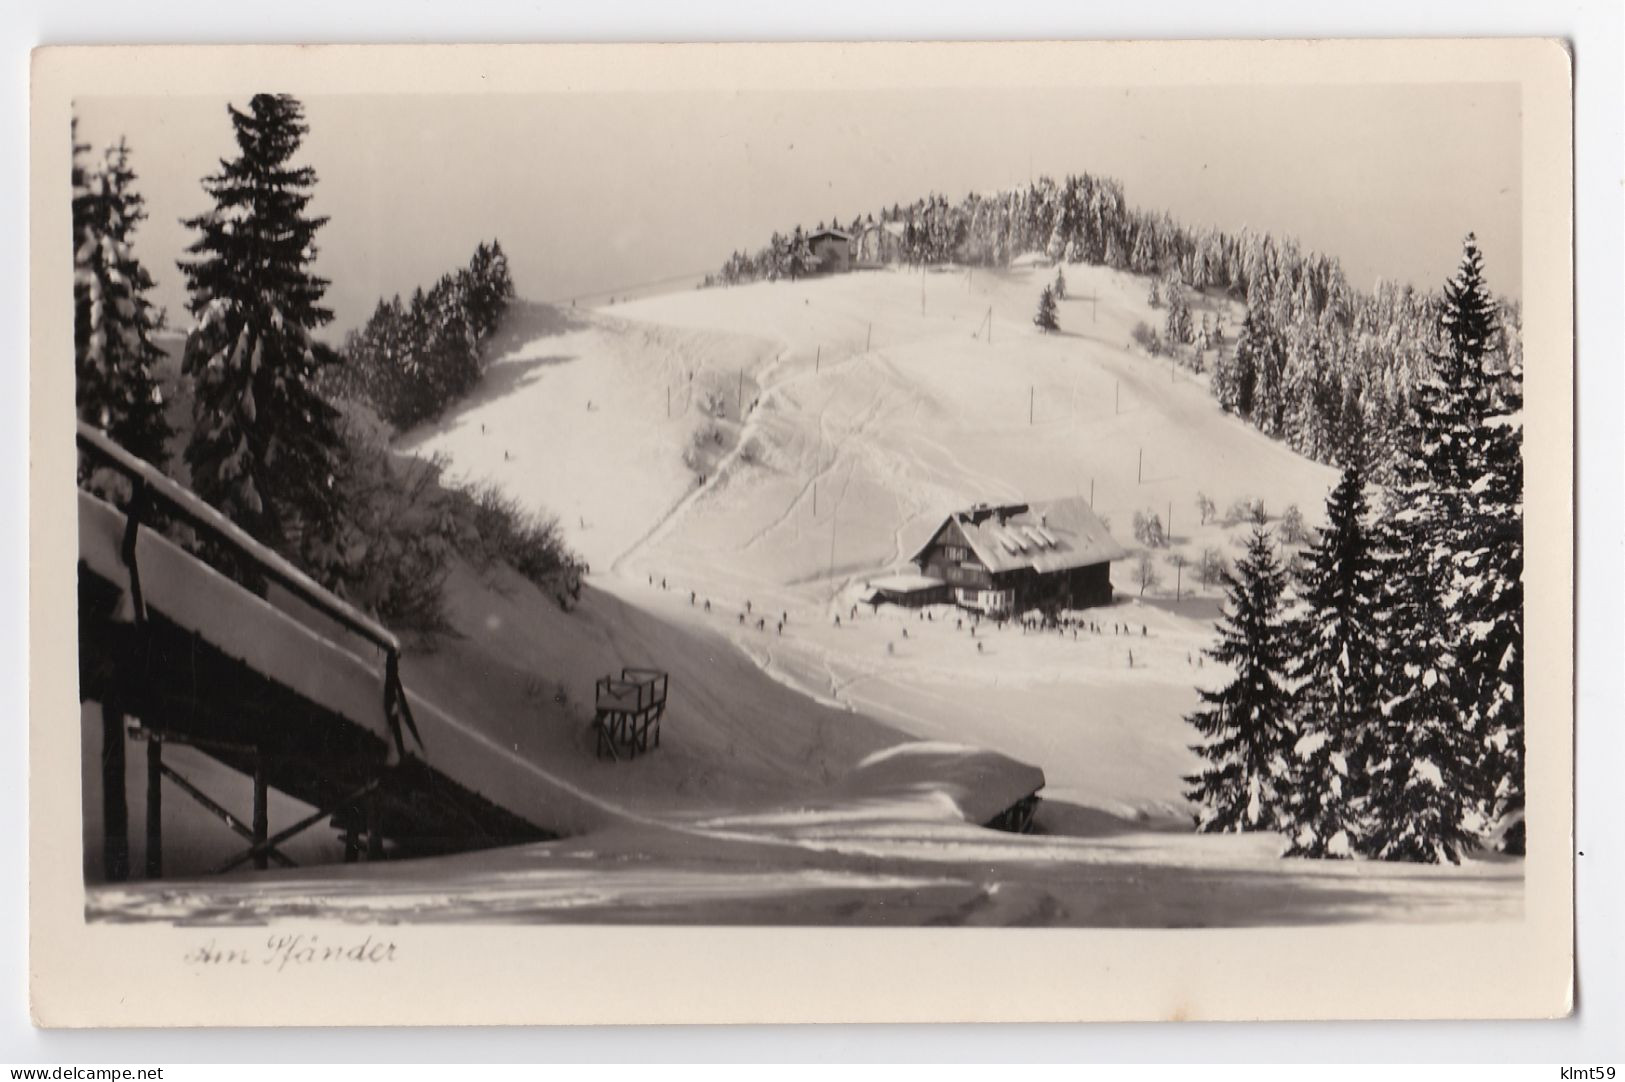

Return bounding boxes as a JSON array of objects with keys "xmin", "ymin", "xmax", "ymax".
[{"xmin": 26, "ymin": 39, "xmax": 1577, "ymax": 1026}]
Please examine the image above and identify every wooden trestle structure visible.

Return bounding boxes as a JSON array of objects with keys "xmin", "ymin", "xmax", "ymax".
[
  {"xmin": 591, "ymin": 668, "xmax": 669, "ymax": 761},
  {"xmin": 77, "ymin": 424, "xmax": 554, "ymax": 882}
]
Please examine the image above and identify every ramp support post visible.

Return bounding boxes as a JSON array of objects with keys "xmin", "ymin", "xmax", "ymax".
[
  {"xmin": 101, "ymin": 707, "xmax": 129, "ymax": 883},
  {"xmin": 252, "ymin": 752, "xmax": 269, "ymax": 871},
  {"xmin": 145, "ymin": 736, "xmax": 162, "ymax": 879},
  {"xmin": 366, "ymin": 786, "xmax": 384, "ymax": 861}
]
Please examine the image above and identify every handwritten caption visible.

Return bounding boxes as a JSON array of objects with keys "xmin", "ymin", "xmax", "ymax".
[{"xmin": 183, "ymin": 934, "xmax": 399, "ymax": 972}]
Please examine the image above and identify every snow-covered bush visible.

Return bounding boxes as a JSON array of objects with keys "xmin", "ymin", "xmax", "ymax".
[
  {"xmin": 1224, "ymin": 495, "xmax": 1266, "ymax": 526},
  {"xmin": 1279, "ymin": 503, "xmax": 1310, "ymax": 545},
  {"xmin": 1132, "ymin": 510, "xmax": 1167, "ymax": 548},
  {"xmin": 1131, "ymin": 321, "xmax": 1162, "ymax": 356}
]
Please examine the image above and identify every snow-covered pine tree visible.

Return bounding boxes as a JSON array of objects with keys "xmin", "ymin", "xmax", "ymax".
[
  {"xmin": 1388, "ymin": 235, "xmax": 1498, "ymax": 551},
  {"xmin": 176, "ymin": 93, "xmax": 345, "ymax": 569},
  {"xmin": 1362, "ymin": 514, "xmax": 1485, "ymax": 863},
  {"xmin": 463, "ymin": 239, "xmax": 515, "ymax": 342},
  {"xmin": 1282, "ymin": 453, "xmax": 1383, "ymax": 857},
  {"xmin": 1033, "ymin": 285, "xmax": 1059, "ymax": 333},
  {"xmin": 73, "ymin": 135, "xmax": 173, "ymax": 467},
  {"xmin": 1371, "ymin": 233, "xmax": 1513, "ymax": 858},
  {"xmin": 789, "ymin": 226, "xmax": 815, "ymax": 280},
  {"xmin": 1164, "ymin": 291, "xmax": 1193, "ymax": 348},
  {"xmin": 1185, "ymin": 522, "xmax": 1296, "ymax": 833},
  {"xmin": 424, "ymin": 272, "xmax": 480, "ymax": 403},
  {"xmin": 1459, "ymin": 342, "xmax": 1525, "ymax": 853}
]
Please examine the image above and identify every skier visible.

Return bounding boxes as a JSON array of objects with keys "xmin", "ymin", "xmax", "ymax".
[
  {"xmin": 977, "ymin": 641, "xmax": 984, "ymax": 655},
  {"xmin": 1127, "ymin": 650, "xmax": 1134, "ymax": 668},
  {"xmin": 704, "ymin": 599, "xmax": 712, "ymax": 613}
]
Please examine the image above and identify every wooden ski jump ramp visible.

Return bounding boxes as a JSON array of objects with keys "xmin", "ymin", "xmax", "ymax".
[
  {"xmin": 77, "ymin": 423, "xmax": 1044, "ymax": 888},
  {"xmin": 76, "ymin": 424, "xmax": 622, "ymax": 880}
]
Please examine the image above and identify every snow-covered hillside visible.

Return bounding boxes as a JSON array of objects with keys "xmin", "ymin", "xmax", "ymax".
[{"xmin": 403, "ymin": 263, "xmax": 1341, "ymax": 816}]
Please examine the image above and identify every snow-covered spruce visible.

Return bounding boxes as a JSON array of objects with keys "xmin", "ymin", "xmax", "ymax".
[
  {"xmin": 330, "ymin": 240, "xmax": 515, "ymax": 429},
  {"xmin": 1363, "ymin": 524, "xmax": 1487, "ymax": 864},
  {"xmin": 72, "ymin": 126, "xmax": 172, "ymax": 468},
  {"xmin": 1282, "ymin": 452, "xmax": 1384, "ymax": 858},
  {"xmin": 1458, "ymin": 352, "xmax": 1524, "ymax": 853},
  {"xmin": 176, "ymin": 93, "xmax": 345, "ymax": 570},
  {"xmin": 1184, "ymin": 522, "xmax": 1296, "ymax": 833},
  {"xmin": 1033, "ymin": 284, "xmax": 1059, "ymax": 333},
  {"xmin": 1365, "ymin": 233, "xmax": 1522, "ymax": 862}
]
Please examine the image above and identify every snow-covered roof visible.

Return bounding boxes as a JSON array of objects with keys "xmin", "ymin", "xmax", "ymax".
[
  {"xmin": 911, "ymin": 496, "xmax": 1126, "ymax": 576},
  {"xmin": 868, "ymin": 572, "xmax": 947, "ymax": 593},
  {"xmin": 807, "ymin": 228, "xmax": 851, "ymax": 243}
]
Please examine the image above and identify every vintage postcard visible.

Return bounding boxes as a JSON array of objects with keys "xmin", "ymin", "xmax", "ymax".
[{"xmin": 29, "ymin": 40, "xmax": 1573, "ymax": 1025}]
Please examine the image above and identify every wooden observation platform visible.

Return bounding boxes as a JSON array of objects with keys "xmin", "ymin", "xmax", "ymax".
[
  {"xmin": 76, "ymin": 424, "xmax": 561, "ymax": 883},
  {"xmin": 592, "ymin": 668, "xmax": 669, "ymax": 761}
]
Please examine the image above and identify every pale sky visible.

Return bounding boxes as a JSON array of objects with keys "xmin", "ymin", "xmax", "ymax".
[{"xmin": 75, "ymin": 83, "xmax": 1521, "ymax": 339}]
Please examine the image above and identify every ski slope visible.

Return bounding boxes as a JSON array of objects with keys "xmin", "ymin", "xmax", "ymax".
[{"xmin": 404, "ymin": 263, "xmax": 1344, "ymax": 816}]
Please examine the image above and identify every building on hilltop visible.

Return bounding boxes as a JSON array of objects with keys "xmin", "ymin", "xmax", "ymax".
[
  {"xmin": 807, "ymin": 227, "xmax": 853, "ymax": 274},
  {"xmin": 905, "ymin": 497, "xmax": 1125, "ymax": 615}
]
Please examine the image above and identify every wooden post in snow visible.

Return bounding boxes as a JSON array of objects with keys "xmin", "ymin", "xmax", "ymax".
[
  {"xmin": 737, "ymin": 369, "xmax": 743, "ymax": 417},
  {"xmin": 816, "ymin": 345, "xmax": 821, "ymax": 373},
  {"xmin": 102, "ymin": 708, "xmax": 128, "ymax": 883},
  {"xmin": 1029, "ymin": 386, "xmax": 1034, "ymax": 426},
  {"xmin": 828, "ymin": 492, "xmax": 839, "ymax": 580},
  {"xmin": 867, "ymin": 323, "xmax": 872, "ymax": 352},
  {"xmin": 145, "ymin": 737, "xmax": 162, "ymax": 880},
  {"xmin": 1090, "ymin": 477, "xmax": 1095, "ymax": 507},
  {"xmin": 1138, "ymin": 448, "xmax": 1143, "ymax": 484}
]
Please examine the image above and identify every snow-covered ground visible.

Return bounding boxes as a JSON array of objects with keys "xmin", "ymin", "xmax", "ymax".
[{"xmin": 91, "ymin": 263, "xmax": 1521, "ymax": 925}]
